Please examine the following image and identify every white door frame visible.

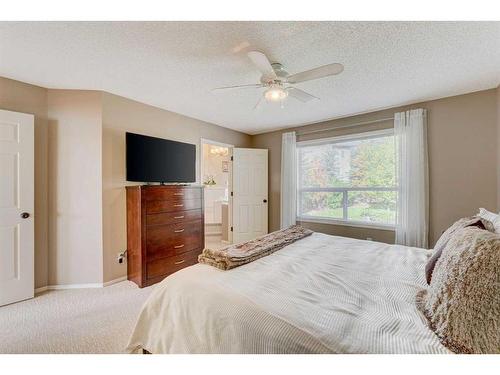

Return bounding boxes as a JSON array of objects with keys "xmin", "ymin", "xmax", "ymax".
[{"xmin": 200, "ymin": 138, "xmax": 234, "ymax": 243}]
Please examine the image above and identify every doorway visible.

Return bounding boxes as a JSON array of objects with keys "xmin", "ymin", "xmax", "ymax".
[{"xmin": 200, "ymin": 139, "xmax": 233, "ymax": 250}]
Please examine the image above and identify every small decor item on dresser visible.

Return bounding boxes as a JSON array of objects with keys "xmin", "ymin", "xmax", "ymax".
[
  {"xmin": 198, "ymin": 225, "xmax": 313, "ymax": 270},
  {"xmin": 416, "ymin": 226, "xmax": 500, "ymax": 354},
  {"xmin": 203, "ymin": 175, "xmax": 216, "ymax": 186}
]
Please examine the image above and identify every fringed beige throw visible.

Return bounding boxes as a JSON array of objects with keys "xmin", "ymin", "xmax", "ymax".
[{"xmin": 198, "ymin": 225, "xmax": 313, "ymax": 270}]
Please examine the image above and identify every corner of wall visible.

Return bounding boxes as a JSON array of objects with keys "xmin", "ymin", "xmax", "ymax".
[
  {"xmin": 497, "ymin": 85, "xmax": 500, "ymax": 211},
  {"xmin": 46, "ymin": 89, "xmax": 104, "ymax": 285}
]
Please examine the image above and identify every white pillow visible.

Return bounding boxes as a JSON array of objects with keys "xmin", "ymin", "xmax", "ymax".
[{"xmin": 478, "ymin": 208, "xmax": 500, "ymax": 233}]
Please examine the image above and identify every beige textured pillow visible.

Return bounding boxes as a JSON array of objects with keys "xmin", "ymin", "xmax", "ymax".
[
  {"xmin": 425, "ymin": 216, "xmax": 488, "ymax": 284},
  {"xmin": 417, "ymin": 227, "xmax": 500, "ymax": 353},
  {"xmin": 478, "ymin": 208, "xmax": 500, "ymax": 233}
]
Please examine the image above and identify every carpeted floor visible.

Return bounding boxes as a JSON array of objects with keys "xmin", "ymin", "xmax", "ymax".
[
  {"xmin": 0, "ymin": 281, "xmax": 154, "ymax": 354},
  {"xmin": 205, "ymin": 235, "xmax": 228, "ymax": 251}
]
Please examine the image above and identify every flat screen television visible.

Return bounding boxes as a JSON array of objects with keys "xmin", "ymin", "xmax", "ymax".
[{"xmin": 126, "ymin": 132, "xmax": 196, "ymax": 183}]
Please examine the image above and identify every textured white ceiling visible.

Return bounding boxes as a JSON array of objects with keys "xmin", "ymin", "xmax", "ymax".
[{"xmin": 0, "ymin": 22, "xmax": 499, "ymax": 134}]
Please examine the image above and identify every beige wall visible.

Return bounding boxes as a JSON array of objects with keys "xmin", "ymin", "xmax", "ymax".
[
  {"xmin": 497, "ymin": 85, "xmax": 500, "ymax": 210},
  {"xmin": 47, "ymin": 90, "xmax": 104, "ymax": 285},
  {"xmin": 101, "ymin": 93, "xmax": 252, "ymax": 283},
  {"xmin": 0, "ymin": 77, "xmax": 49, "ymax": 289},
  {"xmin": 252, "ymin": 89, "xmax": 499, "ymax": 247}
]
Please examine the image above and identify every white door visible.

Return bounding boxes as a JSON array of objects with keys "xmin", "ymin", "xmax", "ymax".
[
  {"xmin": 232, "ymin": 148, "xmax": 268, "ymax": 243},
  {"xmin": 0, "ymin": 109, "xmax": 34, "ymax": 306}
]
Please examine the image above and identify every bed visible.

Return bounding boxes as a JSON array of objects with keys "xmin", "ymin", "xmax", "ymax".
[{"xmin": 126, "ymin": 232, "xmax": 449, "ymax": 354}]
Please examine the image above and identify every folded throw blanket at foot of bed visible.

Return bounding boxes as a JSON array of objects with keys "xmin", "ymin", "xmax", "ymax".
[{"xmin": 198, "ymin": 225, "xmax": 313, "ymax": 270}]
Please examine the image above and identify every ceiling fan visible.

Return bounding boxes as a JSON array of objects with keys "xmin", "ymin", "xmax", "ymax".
[{"xmin": 212, "ymin": 51, "xmax": 344, "ymax": 109}]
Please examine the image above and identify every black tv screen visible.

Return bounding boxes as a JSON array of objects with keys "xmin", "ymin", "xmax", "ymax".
[{"xmin": 126, "ymin": 132, "xmax": 196, "ymax": 183}]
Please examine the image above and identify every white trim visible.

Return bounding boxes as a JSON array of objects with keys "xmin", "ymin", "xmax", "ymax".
[
  {"xmin": 200, "ymin": 138, "xmax": 234, "ymax": 149},
  {"xmin": 34, "ymin": 283, "xmax": 101, "ymax": 294},
  {"xmin": 298, "ymin": 217, "xmax": 395, "ymax": 231},
  {"xmin": 297, "ymin": 128, "xmax": 394, "ymax": 147},
  {"xmin": 299, "ymin": 187, "xmax": 397, "ymax": 193},
  {"xmin": 228, "ymin": 147, "xmax": 233, "ymax": 244},
  {"xmin": 34, "ymin": 277, "xmax": 129, "ymax": 294},
  {"xmin": 46, "ymin": 283, "xmax": 103, "ymax": 290},
  {"xmin": 34, "ymin": 286, "xmax": 48, "ymax": 294},
  {"xmin": 103, "ymin": 276, "xmax": 127, "ymax": 287}
]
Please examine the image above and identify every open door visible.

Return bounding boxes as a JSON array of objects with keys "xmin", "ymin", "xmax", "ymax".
[
  {"xmin": 231, "ymin": 148, "xmax": 268, "ymax": 244},
  {"xmin": 200, "ymin": 139, "xmax": 233, "ymax": 250},
  {"xmin": 0, "ymin": 109, "xmax": 34, "ymax": 306}
]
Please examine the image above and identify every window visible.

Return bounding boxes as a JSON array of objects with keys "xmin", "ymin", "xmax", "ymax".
[{"xmin": 297, "ymin": 129, "xmax": 397, "ymax": 228}]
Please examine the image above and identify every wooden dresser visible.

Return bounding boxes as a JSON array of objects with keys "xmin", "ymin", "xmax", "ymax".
[{"xmin": 126, "ymin": 185, "xmax": 204, "ymax": 288}]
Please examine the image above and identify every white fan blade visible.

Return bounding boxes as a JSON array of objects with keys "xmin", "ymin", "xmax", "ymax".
[
  {"xmin": 247, "ymin": 51, "xmax": 277, "ymax": 81},
  {"xmin": 287, "ymin": 87, "xmax": 319, "ymax": 103},
  {"xmin": 212, "ymin": 83, "xmax": 264, "ymax": 92},
  {"xmin": 287, "ymin": 63, "xmax": 344, "ymax": 84}
]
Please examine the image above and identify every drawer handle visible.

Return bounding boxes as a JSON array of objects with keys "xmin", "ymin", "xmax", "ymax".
[
  {"xmin": 174, "ymin": 215, "xmax": 184, "ymax": 219},
  {"xmin": 174, "ymin": 229, "xmax": 185, "ymax": 233},
  {"xmin": 173, "ymin": 204, "xmax": 184, "ymax": 207},
  {"xmin": 174, "ymin": 259, "xmax": 185, "ymax": 265},
  {"xmin": 173, "ymin": 193, "xmax": 184, "ymax": 196},
  {"xmin": 174, "ymin": 244, "xmax": 185, "ymax": 249}
]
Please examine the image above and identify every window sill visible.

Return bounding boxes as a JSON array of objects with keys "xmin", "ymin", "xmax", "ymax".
[{"xmin": 297, "ymin": 216, "xmax": 396, "ymax": 231}]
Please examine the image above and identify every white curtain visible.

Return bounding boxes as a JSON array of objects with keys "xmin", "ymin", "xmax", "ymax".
[
  {"xmin": 280, "ymin": 132, "xmax": 297, "ymax": 229},
  {"xmin": 395, "ymin": 109, "xmax": 429, "ymax": 248}
]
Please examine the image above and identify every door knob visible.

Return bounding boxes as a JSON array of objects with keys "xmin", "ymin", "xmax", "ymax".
[
  {"xmin": 21, "ymin": 212, "xmax": 30, "ymax": 219},
  {"xmin": 263, "ymin": 199, "xmax": 268, "ymax": 203}
]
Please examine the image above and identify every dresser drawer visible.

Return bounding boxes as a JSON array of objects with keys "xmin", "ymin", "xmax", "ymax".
[
  {"xmin": 146, "ymin": 209, "xmax": 202, "ymax": 226},
  {"xmin": 146, "ymin": 220, "xmax": 202, "ymax": 259},
  {"xmin": 144, "ymin": 187, "xmax": 202, "ymax": 202},
  {"xmin": 146, "ymin": 198, "xmax": 201, "ymax": 214},
  {"xmin": 146, "ymin": 249, "xmax": 200, "ymax": 280}
]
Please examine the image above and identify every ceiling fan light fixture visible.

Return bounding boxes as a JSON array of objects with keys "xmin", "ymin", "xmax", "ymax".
[
  {"xmin": 211, "ymin": 51, "xmax": 343, "ymax": 109},
  {"xmin": 264, "ymin": 87, "xmax": 288, "ymax": 102}
]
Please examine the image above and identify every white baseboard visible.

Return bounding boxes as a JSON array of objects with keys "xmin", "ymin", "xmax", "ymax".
[
  {"xmin": 34, "ymin": 276, "xmax": 128, "ymax": 294},
  {"xmin": 103, "ymin": 276, "xmax": 127, "ymax": 287},
  {"xmin": 34, "ymin": 283, "xmax": 102, "ymax": 294},
  {"xmin": 34, "ymin": 286, "xmax": 49, "ymax": 294}
]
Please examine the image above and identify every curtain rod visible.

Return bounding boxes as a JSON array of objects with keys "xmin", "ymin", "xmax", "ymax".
[{"xmin": 295, "ymin": 117, "xmax": 394, "ymax": 136}]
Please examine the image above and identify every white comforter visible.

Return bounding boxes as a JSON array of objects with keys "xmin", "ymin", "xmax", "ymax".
[{"xmin": 126, "ymin": 233, "xmax": 449, "ymax": 354}]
